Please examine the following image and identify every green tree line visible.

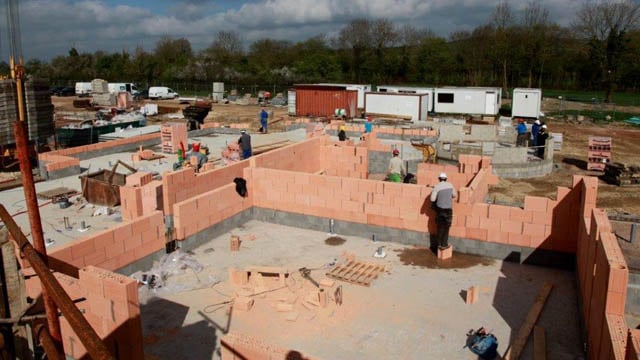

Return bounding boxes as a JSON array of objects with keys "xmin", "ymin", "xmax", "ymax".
[{"xmin": 18, "ymin": 0, "xmax": 640, "ymax": 102}]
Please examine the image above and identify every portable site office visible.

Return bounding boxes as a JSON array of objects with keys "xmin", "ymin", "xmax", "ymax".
[
  {"xmin": 376, "ymin": 85, "xmax": 435, "ymax": 113},
  {"xmin": 433, "ymin": 87, "xmax": 502, "ymax": 116},
  {"xmin": 364, "ymin": 92, "xmax": 429, "ymax": 122},
  {"xmin": 511, "ymin": 88, "xmax": 542, "ymax": 119}
]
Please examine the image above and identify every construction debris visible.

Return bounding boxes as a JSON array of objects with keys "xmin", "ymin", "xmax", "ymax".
[
  {"xmin": 326, "ymin": 260, "xmax": 385, "ymax": 287},
  {"xmin": 602, "ymin": 162, "xmax": 640, "ymax": 186}
]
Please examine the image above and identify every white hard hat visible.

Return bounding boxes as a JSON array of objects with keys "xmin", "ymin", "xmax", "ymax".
[
  {"xmin": 439, "ymin": 172, "xmax": 447, "ymax": 179},
  {"xmin": 541, "ymin": 124, "xmax": 547, "ymax": 129}
]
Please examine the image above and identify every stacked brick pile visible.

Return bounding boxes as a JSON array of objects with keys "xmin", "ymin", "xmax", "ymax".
[{"xmin": 587, "ymin": 136, "xmax": 611, "ymax": 171}]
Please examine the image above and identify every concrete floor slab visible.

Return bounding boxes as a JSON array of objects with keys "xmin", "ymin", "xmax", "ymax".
[{"xmin": 139, "ymin": 220, "xmax": 583, "ymax": 360}]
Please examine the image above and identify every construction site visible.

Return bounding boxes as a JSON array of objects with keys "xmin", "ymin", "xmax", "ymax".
[{"xmin": 0, "ymin": 79, "xmax": 638, "ymax": 360}]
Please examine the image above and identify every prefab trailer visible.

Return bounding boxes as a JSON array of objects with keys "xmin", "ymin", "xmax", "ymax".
[
  {"xmin": 376, "ymin": 85, "xmax": 435, "ymax": 112},
  {"xmin": 512, "ymin": 88, "xmax": 542, "ymax": 119},
  {"xmin": 317, "ymin": 83, "xmax": 371, "ymax": 109},
  {"xmin": 287, "ymin": 90, "xmax": 296, "ymax": 116},
  {"xmin": 433, "ymin": 87, "xmax": 502, "ymax": 116},
  {"xmin": 364, "ymin": 92, "xmax": 429, "ymax": 121},
  {"xmin": 294, "ymin": 84, "xmax": 358, "ymax": 118}
]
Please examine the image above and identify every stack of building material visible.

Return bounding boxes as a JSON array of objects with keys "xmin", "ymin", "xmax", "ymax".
[
  {"xmin": 602, "ymin": 162, "xmax": 640, "ymax": 186},
  {"xmin": 0, "ymin": 78, "xmax": 54, "ymax": 146},
  {"xmin": 0, "ymin": 79, "xmax": 18, "ymax": 145},
  {"xmin": 587, "ymin": 136, "xmax": 611, "ymax": 171},
  {"xmin": 24, "ymin": 77, "xmax": 55, "ymax": 144},
  {"xmin": 160, "ymin": 122, "xmax": 187, "ymax": 153},
  {"xmin": 91, "ymin": 79, "xmax": 108, "ymax": 94}
]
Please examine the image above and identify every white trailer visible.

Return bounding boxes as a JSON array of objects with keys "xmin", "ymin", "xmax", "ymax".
[
  {"xmin": 376, "ymin": 85, "xmax": 435, "ymax": 112},
  {"xmin": 317, "ymin": 83, "xmax": 371, "ymax": 109},
  {"xmin": 364, "ymin": 92, "xmax": 429, "ymax": 122},
  {"xmin": 433, "ymin": 87, "xmax": 502, "ymax": 116},
  {"xmin": 512, "ymin": 88, "xmax": 542, "ymax": 119},
  {"xmin": 75, "ymin": 82, "xmax": 92, "ymax": 97}
]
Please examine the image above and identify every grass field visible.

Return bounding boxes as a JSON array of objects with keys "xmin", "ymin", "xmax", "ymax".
[
  {"xmin": 544, "ymin": 109, "xmax": 638, "ymax": 122},
  {"xmin": 542, "ymin": 89, "xmax": 640, "ymax": 107}
]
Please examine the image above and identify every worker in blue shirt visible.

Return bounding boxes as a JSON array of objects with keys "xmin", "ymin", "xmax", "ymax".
[
  {"xmin": 260, "ymin": 108, "xmax": 268, "ymax": 133},
  {"xmin": 516, "ymin": 118, "xmax": 528, "ymax": 147},
  {"xmin": 531, "ymin": 119, "xmax": 541, "ymax": 146}
]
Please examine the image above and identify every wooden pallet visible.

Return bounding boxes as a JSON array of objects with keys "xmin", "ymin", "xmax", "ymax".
[
  {"xmin": 326, "ymin": 261, "xmax": 385, "ymax": 287},
  {"xmin": 37, "ymin": 187, "xmax": 77, "ymax": 200}
]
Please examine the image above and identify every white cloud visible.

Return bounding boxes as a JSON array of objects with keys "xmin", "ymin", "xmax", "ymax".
[{"xmin": 6, "ymin": 0, "xmax": 582, "ymax": 60}]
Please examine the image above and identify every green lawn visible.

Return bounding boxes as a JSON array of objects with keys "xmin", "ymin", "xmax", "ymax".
[{"xmin": 542, "ymin": 89, "xmax": 640, "ymax": 107}]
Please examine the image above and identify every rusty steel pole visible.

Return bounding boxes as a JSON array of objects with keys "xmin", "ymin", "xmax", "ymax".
[
  {"xmin": 0, "ymin": 205, "xmax": 115, "ymax": 360},
  {"xmin": 34, "ymin": 324, "xmax": 65, "ymax": 360},
  {"xmin": 11, "ymin": 62, "xmax": 63, "ymax": 349}
]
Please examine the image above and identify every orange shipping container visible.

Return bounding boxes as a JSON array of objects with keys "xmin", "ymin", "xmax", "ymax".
[{"xmin": 294, "ymin": 85, "xmax": 358, "ymax": 118}]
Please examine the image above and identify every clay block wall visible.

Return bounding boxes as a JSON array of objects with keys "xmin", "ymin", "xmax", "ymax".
[
  {"xmin": 322, "ymin": 142, "xmax": 368, "ymax": 179},
  {"xmin": 173, "ymin": 182, "xmax": 252, "ymax": 240},
  {"xmin": 59, "ymin": 266, "xmax": 143, "ymax": 359},
  {"xmin": 627, "ymin": 330, "xmax": 640, "ymax": 359},
  {"xmin": 252, "ymin": 136, "xmax": 324, "ymax": 173},
  {"xmin": 221, "ymin": 331, "xmax": 316, "ymax": 360},
  {"xmin": 120, "ymin": 180, "xmax": 162, "ymax": 221},
  {"xmin": 162, "ymin": 161, "xmax": 249, "ymax": 215},
  {"xmin": 576, "ymin": 207, "xmax": 630, "ymax": 359},
  {"xmin": 416, "ymin": 162, "xmax": 472, "ymax": 188},
  {"xmin": 248, "ymin": 167, "xmax": 432, "ymax": 231},
  {"xmin": 45, "ymin": 211, "xmax": 165, "ymax": 271}
]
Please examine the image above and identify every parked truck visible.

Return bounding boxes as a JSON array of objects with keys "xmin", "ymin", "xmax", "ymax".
[{"xmin": 108, "ymin": 83, "xmax": 140, "ymax": 96}]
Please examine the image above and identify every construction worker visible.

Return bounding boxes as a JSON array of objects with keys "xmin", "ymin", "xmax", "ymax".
[
  {"xmin": 531, "ymin": 119, "xmax": 541, "ymax": 146},
  {"xmin": 238, "ymin": 129, "xmax": 252, "ymax": 159},
  {"xmin": 338, "ymin": 125, "xmax": 347, "ymax": 141},
  {"xmin": 537, "ymin": 124, "xmax": 549, "ymax": 159},
  {"xmin": 260, "ymin": 108, "xmax": 268, "ymax": 133},
  {"xmin": 430, "ymin": 172, "xmax": 457, "ymax": 250},
  {"xmin": 516, "ymin": 118, "xmax": 528, "ymax": 147},
  {"xmin": 387, "ymin": 148, "xmax": 406, "ymax": 183}
]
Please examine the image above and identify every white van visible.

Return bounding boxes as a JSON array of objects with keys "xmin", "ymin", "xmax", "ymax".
[
  {"xmin": 108, "ymin": 83, "xmax": 139, "ymax": 95},
  {"xmin": 75, "ymin": 82, "xmax": 92, "ymax": 97},
  {"xmin": 149, "ymin": 86, "xmax": 179, "ymax": 100}
]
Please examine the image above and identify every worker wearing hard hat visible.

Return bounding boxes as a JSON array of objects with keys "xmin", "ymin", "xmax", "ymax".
[
  {"xmin": 338, "ymin": 125, "xmax": 347, "ymax": 141},
  {"xmin": 430, "ymin": 172, "xmax": 457, "ymax": 251},
  {"xmin": 387, "ymin": 148, "xmax": 406, "ymax": 183}
]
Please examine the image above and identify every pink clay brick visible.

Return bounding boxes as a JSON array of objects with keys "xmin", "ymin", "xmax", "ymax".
[
  {"xmin": 523, "ymin": 223, "xmax": 546, "ymax": 238},
  {"xmin": 524, "ymin": 196, "xmax": 548, "ymax": 212},
  {"xmin": 466, "ymin": 228, "xmax": 488, "ymax": 241},
  {"xmin": 465, "ymin": 216, "xmax": 480, "ymax": 228},
  {"xmin": 471, "ymin": 203, "xmax": 490, "ymax": 217},
  {"xmin": 501, "ymin": 220, "xmax": 523, "ymax": 234},
  {"xmin": 508, "ymin": 233, "xmax": 531, "ymax": 247},
  {"xmin": 489, "ymin": 204, "xmax": 511, "ymax": 220},
  {"xmin": 509, "ymin": 208, "xmax": 534, "ymax": 223}
]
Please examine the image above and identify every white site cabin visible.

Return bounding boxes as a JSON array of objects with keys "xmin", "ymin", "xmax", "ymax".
[
  {"xmin": 433, "ymin": 87, "xmax": 502, "ymax": 116},
  {"xmin": 364, "ymin": 92, "xmax": 430, "ymax": 122},
  {"xmin": 376, "ymin": 85, "xmax": 435, "ymax": 113},
  {"xmin": 512, "ymin": 88, "xmax": 542, "ymax": 119}
]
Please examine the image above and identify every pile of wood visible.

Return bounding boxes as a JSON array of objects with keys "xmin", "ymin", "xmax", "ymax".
[{"xmin": 602, "ymin": 162, "xmax": 640, "ymax": 186}]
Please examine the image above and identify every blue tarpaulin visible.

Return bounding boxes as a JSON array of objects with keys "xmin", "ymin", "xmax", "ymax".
[{"xmin": 624, "ymin": 116, "xmax": 640, "ymax": 126}]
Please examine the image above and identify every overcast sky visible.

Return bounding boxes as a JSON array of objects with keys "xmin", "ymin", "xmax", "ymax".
[{"xmin": 4, "ymin": 0, "xmax": 582, "ymax": 61}]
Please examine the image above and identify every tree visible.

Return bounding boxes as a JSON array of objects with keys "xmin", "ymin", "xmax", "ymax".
[
  {"xmin": 335, "ymin": 18, "xmax": 373, "ymax": 82},
  {"xmin": 520, "ymin": 0, "xmax": 552, "ymax": 88},
  {"xmin": 290, "ymin": 35, "xmax": 340, "ymax": 82},
  {"xmin": 491, "ymin": 0, "xmax": 514, "ymax": 95},
  {"xmin": 201, "ymin": 31, "xmax": 244, "ymax": 80},
  {"xmin": 574, "ymin": 0, "xmax": 640, "ymax": 102}
]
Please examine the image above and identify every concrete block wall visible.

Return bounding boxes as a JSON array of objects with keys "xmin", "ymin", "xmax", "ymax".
[
  {"xmin": 173, "ymin": 182, "xmax": 252, "ymax": 240},
  {"xmin": 39, "ymin": 211, "xmax": 166, "ymax": 271}
]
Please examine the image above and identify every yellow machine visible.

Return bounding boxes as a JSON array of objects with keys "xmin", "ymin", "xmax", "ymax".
[{"xmin": 411, "ymin": 137, "xmax": 437, "ymax": 163}]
